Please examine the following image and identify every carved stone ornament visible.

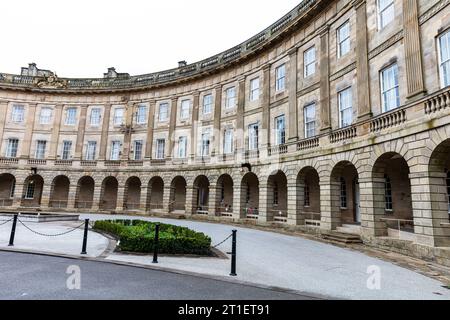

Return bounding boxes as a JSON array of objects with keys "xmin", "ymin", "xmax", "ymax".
[{"xmin": 35, "ymin": 74, "xmax": 67, "ymax": 89}]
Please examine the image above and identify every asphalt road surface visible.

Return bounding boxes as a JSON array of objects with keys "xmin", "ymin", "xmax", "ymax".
[{"xmin": 0, "ymin": 252, "xmax": 318, "ymax": 300}]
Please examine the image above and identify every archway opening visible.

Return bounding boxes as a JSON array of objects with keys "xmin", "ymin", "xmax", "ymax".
[
  {"xmin": 0, "ymin": 173, "xmax": 16, "ymax": 207},
  {"xmin": 170, "ymin": 176, "xmax": 186, "ymax": 213},
  {"xmin": 240, "ymin": 172, "xmax": 259, "ymax": 218},
  {"xmin": 76, "ymin": 176, "xmax": 95, "ymax": 209},
  {"xmin": 297, "ymin": 167, "xmax": 321, "ymax": 226},
  {"xmin": 147, "ymin": 177, "xmax": 164, "ymax": 212},
  {"xmin": 124, "ymin": 177, "xmax": 141, "ymax": 210},
  {"xmin": 50, "ymin": 175, "xmax": 70, "ymax": 208},
  {"xmin": 331, "ymin": 162, "xmax": 360, "ymax": 227},
  {"xmin": 215, "ymin": 174, "xmax": 234, "ymax": 216},
  {"xmin": 21, "ymin": 175, "xmax": 44, "ymax": 208},
  {"xmin": 100, "ymin": 176, "xmax": 119, "ymax": 211},
  {"xmin": 372, "ymin": 153, "xmax": 413, "ymax": 236},
  {"xmin": 193, "ymin": 175, "xmax": 210, "ymax": 214},
  {"xmin": 267, "ymin": 171, "xmax": 287, "ymax": 222}
]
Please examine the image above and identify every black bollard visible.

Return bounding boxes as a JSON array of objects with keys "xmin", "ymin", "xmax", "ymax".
[
  {"xmin": 8, "ymin": 214, "xmax": 18, "ymax": 247},
  {"xmin": 81, "ymin": 219, "xmax": 89, "ymax": 255},
  {"xmin": 230, "ymin": 230, "xmax": 237, "ymax": 276},
  {"xmin": 152, "ymin": 223, "xmax": 160, "ymax": 264}
]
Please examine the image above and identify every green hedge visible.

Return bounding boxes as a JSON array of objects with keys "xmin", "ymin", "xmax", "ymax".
[{"xmin": 93, "ymin": 220, "xmax": 212, "ymax": 255}]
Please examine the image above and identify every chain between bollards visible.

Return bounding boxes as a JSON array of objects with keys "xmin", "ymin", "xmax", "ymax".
[
  {"xmin": 81, "ymin": 219, "xmax": 89, "ymax": 255},
  {"xmin": 8, "ymin": 214, "xmax": 18, "ymax": 247},
  {"xmin": 230, "ymin": 230, "xmax": 237, "ymax": 276},
  {"xmin": 152, "ymin": 223, "xmax": 160, "ymax": 264}
]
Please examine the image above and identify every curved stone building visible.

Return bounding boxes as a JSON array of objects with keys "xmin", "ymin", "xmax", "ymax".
[{"xmin": 1, "ymin": 0, "xmax": 450, "ymax": 260}]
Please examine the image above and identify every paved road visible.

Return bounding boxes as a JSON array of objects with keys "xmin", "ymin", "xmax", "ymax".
[{"xmin": 0, "ymin": 252, "xmax": 316, "ymax": 300}]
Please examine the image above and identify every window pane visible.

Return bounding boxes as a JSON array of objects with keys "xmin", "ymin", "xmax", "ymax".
[
  {"xmin": 65, "ymin": 108, "xmax": 77, "ymax": 125},
  {"xmin": 203, "ymin": 94, "xmax": 213, "ymax": 114},
  {"xmin": 304, "ymin": 104, "xmax": 316, "ymax": 138},
  {"xmin": 381, "ymin": 64, "xmax": 400, "ymax": 112},
  {"xmin": 90, "ymin": 108, "xmax": 101, "ymax": 126},
  {"xmin": 339, "ymin": 88, "xmax": 353, "ymax": 127},
  {"xmin": 439, "ymin": 31, "xmax": 450, "ymax": 87}
]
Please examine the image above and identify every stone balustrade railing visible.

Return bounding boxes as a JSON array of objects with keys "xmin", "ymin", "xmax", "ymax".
[
  {"xmin": 297, "ymin": 137, "xmax": 320, "ymax": 151},
  {"xmin": 0, "ymin": 158, "xmax": 19, "ymax": 165},
  {"xmin": 425, "ymin": 89, "xmax": 450, "ymax": 114},
  {"xmin": 268, "ymin": 144, "xmax": 288, "ymax": 156},
  {"xmin": 370, "ymin": 108, "xmax": 407, "ymax": 132},
  {"xmin": 27, "ymin": 159, "xmax": 47, "ymax": 165},
  {"xmin": 0, "ymin": 0, "xmax": 319, "ymax": 91},
  {"xmin": 329, "ymin": 126, "xmax": 357, "ymax": 144}
]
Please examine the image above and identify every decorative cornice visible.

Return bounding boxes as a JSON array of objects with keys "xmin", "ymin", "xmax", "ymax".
[
  {"xmin": 368, "ymin": 30, "xmax": 404, "ymax": 60},
  {"xmin": 419, "ymin": 0, "xmax": 449, "ymax": 25},
  {"xmin": 330, "ymin": 62, "xmax": 357, "ymax": 81}
]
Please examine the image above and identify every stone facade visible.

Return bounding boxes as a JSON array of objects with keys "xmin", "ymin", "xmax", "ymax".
[{"xmin": 0, "ymin": 0, "xmax": 450, "ymax": 256}]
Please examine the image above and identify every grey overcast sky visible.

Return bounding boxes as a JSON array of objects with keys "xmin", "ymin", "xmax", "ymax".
[{"xmin": 0, "ymin": 0, "xmax": 300, "ymax": 78}]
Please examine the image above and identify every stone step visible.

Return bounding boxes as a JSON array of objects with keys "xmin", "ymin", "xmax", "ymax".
[{"xmin": 322, "ymin": 231, "xmax": 363, "ymax": 244}]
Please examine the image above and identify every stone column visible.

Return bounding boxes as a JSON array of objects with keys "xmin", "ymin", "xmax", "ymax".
[
  {"xmin": 236, "ymin": 79, "xmax": 246, "ymax": 162},
  {"xmin": 359, "ymin": 176, "xmax": 388, "ymax": 238},
  {"xmin": 145, "ymin": 101, "xmax": 156, "ymax": 160},
  {"xmin": 91, "ymin": 183, "xmax": 102, "ymax": 211},
  {"xmin": 212, "ymin": 87, "xmax": 222, "ymax": 156},
  {"xmin": 74, "ymin": 106, "xmax": 88, "ymax": 160},
  {"xmin": 116, "ymin": 185, "xmax": 125, "ymax": 212},
  {"xmin": 258, "ymin": 183, "xmax": 269, "ymax": 223},
  {"xmin": 287, "ymin": 179, "xmax": 304, "ymax": 226},
  {"xmin": 12, "ymin": 181, "xmax": 25, "ymax": 209},
  {"xmin": 208, "ymin": 182, "xmax": 218, "ymax": 216},
  {"xmin": 40, "ymin": 183, "xmax": 52, "ymax": 209},
  {"xmin": 190, "ymin": 93, "xmax": 200, "ymax": 159},
  {"xmin": 163, "ymin": 185, "xmax": 172, "ymax": 213},
  {"xmin": 21, "ymin": 103, "xmax": 37, "ymax": 159},
  {"xmin": 185, "ymin": 186, "xmax": 194, "ymax": 216},
  {"xmin": 168, "ymin": 97, "xmax": 178, "ymax": 159},
  {"xmin": 99, "ymin": 105, "xmax": 112, "ymax": 160},
  {"xmin": 49, "ymin": 105, "xmax": 63, "ymax": 160},
  {"xmin": 354, "ymin": 0, "xmax": 372, "ymax": 120},
  {"xmin": 0, "ymin": 101, "xmax": 8, "ymax": 153},
  {"xmin": 288, "ymin": 48, "xmax": 298, "ymax": 142},
  {"xmin": 319, "ymin": 179, "xmax": 339, "ymax": 230},
  {"xmin": 140, "ymin": 185, "xmax": 148, "ymax": 212},
  {"xmin": 261, "ymin": 66, "xmax": 271, "ymax": 151},
  {"xmin": 67, "ymin": 183, "xmax": 77, "ymax": 209},
  {"xmin": 403, "ymin": 0, "xmax": 427, "ymax": 99},
  {"xmin": 319, "ymin": 26, "xmax": 331, "ymax": 132},
  {"xmin": 121, "ymin": 102, "xmax": 135, "ymax": 161},
  {"xmin": 233, "ymin": 180, "xmax": 243, "ymax": 219},
  {"xmin": 410, "ymin": 172, "xmax": 450, "ymax": 247}
]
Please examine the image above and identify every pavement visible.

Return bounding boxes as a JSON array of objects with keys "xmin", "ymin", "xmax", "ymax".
[{"xmin": 1, "ymin": 213, "xmax": 450, "ymax": 300}]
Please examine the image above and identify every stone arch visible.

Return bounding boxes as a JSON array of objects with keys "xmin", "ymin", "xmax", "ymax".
[
  {"xmin": 49, "ymin": 175, "xmax": 70, "ymax": 208},
  {"xmin": 0, "ymin": 173, "xmax": 16, "ymax": 206},
  {"xmin": 147, "ymin": 176, "xmax": 164, "ymax": 212},
  {"xmin": 240, "ymin": 172, "xmax": 259, "ymax": 217},
  {"xmin": 193, "ymin": 175, "xmax": 210, "ymax": 214},
  {"xmin": 267, "ymin": 170, "xmax": 288, "ymax": 221},
  {"xmin": 75, "ymin": 176, "xmax": 95, "ymax": 209},
  {"xmin": 372, "ymin": 152, "xmax": 413, "ymax": 236},
  {"xmin": 21, "ymin": 174, "xmax": 44, "ymax": 208},
  {"xmin": 124, "ymin": 176, "xmax": 141, "ymax": 210},
  {"xmin": 215, "ymin": 174, "xmax": 234, "ymax": 216},
  {"xmin": 100, "ymin": 176, "xmax": 119, "ymax": 211},
  {"xmin": 297, "ymin": 166, "xmax": 321, "ymax": 223},
  {"xmin": 170, "ymin": 176, "xmax": 187, "ymax": 213},
  {"xmin": 330, "ymin": 161, "xmax": 360, "ymax": 227}
]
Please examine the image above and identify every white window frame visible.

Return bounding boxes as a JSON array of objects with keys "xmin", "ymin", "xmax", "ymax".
[
  {"xmin": 378, "ymin": 0, "xmax": 395, "ymax": 30},
  {"xmin": 225, "ymin": 87, "xmax": 236, "ymax": 109},
  {"xmin": 62, "ymin": 140, "xmax": 72, "ymax": 160},
  {"xmin": 39, "ymin": 107, "xmax": 53, "ymax": 125},
  {"xmin": 248, "ymin": 123, "xmax": 259, "ymax": 151},
  {"xmin": 90, "ymin": 108, "xmax": 102, "ymax": 126},
  {"xmin": 180, "ymin": 100, "xmax": 190, "ymax": 120},
  {"xmin": 133, "ymin": 140, "xmax": 143, "ymax": 160},
  {"xmin": 113, "ymin": 107, "xmax": 125, "ymax": 126},
  {"xmin": 85, "ymin": 141, "xmax": 97, "ymax": 161},
  {"xmin": 275, "ymin": 64, "xmax": 286, "ymax": 92},
  {"xmin": 110, "ymin": 141, "xmax": 121, "ymax": 160},
  {"xmin": 380, "ymin": 63, "xmax": 400, "ymax": 112},
  {"xmin": 338, "ymin": 87, "xmax": 353, "ymax": 128},
  {"xmin": 158, "ymin": 103, "xmax": 169, "ymax": 122},
  {"xmin": 155, "ymin": 139, "xmax": 165, "ymax": 159},
  {"xmin": 304, "ymin": 103, "xmax": 316, "ymax": 138},
  {"xmin": 135, "ymin": 105, "xmax": 147, "ymax": 124},
  {"xmin": 178, "ymin": 136, "xmax": 187, "ymax": 159},
  {"xmin": 6, "ymin": 138, "xmax": 19, "ymax": 158},
  {"xmin": 250, "ymin": 78, "xmax": 260, "ymax": 101},
  {"xmin": 203, "ymin": 94, "xmax": 213, "ymax": 115},
  {"xmin": 201, "ymin": 130, "xmax": 211, "ymax": 157},
  {"xmin": 65, "ymin": 108, "xmax": 77, "ymax": 126},
  {"xmin": 224, "ymin": 129, "xmax": 234, "ymax": 154},
  {"xmin": 304, "ymin": 47, "xmax": 316, "ymax": 77},
  {"xmin": 35, "ymin": 140, "xmax": 47, "ymax": 159},
  {"xmin": 25, "ymin": 182, "xmax": 35, "ymax": 200},
  {"xmin": 275, "ymin": 115, "xmax": 286, "ymax": 146},
  {"xmin": 337, "ymin": 21, "xmax": 351, "ymax": 58},
  {"xmin": 11, "ymin": 105, "xmax": 25, "ymax": 123},
  {"xmin": 438, "ymin": 30, "xmax": 450, "ymax": 88}
]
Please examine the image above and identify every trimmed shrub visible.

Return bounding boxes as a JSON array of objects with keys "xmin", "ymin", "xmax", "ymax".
[{"xmin": 93, "ymin": 220, "xmax": 212, "ymax": 255}]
